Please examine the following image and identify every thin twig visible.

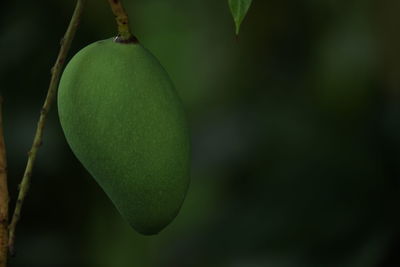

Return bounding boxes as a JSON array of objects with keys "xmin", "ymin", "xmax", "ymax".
[
  {"xmin": 0, "ymin": 97, "xmax": 9, "ymax": 267},
  {"xmin": 8, "ymin": 0, "xmax": 86, "ymax": 255},
  {"xmin": 107, "ymin": 0, "xmax": 137, "ymax": 43}
]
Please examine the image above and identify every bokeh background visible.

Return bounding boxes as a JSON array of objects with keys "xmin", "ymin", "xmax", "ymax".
[{"xmin": 1, "ymin": 0, "xmax": 400, "ymax": 266}]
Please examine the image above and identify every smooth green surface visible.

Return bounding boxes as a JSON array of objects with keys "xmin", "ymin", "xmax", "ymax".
[{"xmin": 58, "ymin": 39, "xmax": 190, "ymax": 235}]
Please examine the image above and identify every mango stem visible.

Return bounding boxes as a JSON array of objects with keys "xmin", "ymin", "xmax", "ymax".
[{"xmin": 107, "ymin": 0, "xmax": 137, "ymax": 43}]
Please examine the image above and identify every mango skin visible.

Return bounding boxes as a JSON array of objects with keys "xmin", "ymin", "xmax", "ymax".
[{"xmin": 58, "ymin": 38, "xmax": 190, "ymax": 235}]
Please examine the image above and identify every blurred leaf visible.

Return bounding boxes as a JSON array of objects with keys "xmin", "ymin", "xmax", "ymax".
[{"xmin": 228, "ymin": 0, "xmax": 252, "ymax": 35}]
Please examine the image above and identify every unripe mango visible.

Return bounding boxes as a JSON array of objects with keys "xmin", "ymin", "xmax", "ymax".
[{"xmin": 57, "ymin": 38, "xmax": 190, "ymax": 235}]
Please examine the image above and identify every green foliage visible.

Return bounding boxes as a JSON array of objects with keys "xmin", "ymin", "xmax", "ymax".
[
  {"xmin": 228, "ymin": 0, "xmax": 253, "ymax": 35},
  {"xmin": 57, "ymin": 39, "xmax": 190, "ymax": 235}
]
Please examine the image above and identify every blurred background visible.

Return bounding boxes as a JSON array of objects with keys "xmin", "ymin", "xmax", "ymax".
[{"xmin": 1, "ymin": 0, "xmax": 400, "ymax": 266}]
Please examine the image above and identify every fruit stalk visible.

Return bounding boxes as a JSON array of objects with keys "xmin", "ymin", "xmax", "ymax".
[
  {"xmin": 7, "ymin": 0, "xmax": 86, "ymax": 255},
  {"xmin": 0, "ymin": 97, "xmax": 9, "ymax": 267},
  {"xmin": 107, "ymin": 0, "xmax": 135, "ymax": 42}
]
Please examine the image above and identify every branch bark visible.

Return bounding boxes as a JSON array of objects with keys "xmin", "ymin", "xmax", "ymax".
[
  {"xmin": 107, "ymin": 0, "xmax": 137, "ymax": 43},
  {"xmin": 0, "ymin": 97, "xmax": 9, "ymax": 267},
  {"xmin": 8, "ymin": 0, "xmax": 86, "ymax": 255}
]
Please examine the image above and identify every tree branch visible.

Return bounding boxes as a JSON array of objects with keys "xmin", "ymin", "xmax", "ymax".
[
  {"xmin": 107, "ymin": 0, "xmax": 137, "ymax": 43},
  {"xmin": 8, "ymin": 0, "xmax": 86, "ymax": 255},
  {"xmin": 0, "ymin": 97, "xmax": 9, "ymax": 267}
]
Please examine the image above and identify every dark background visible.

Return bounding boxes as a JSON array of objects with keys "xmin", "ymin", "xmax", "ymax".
[{"xmin": 1, "ymin": 0, "xmax": 400, "ymax": 266}]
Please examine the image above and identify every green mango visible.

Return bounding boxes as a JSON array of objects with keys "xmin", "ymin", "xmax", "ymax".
[{"xmin": 57, "ymin": 38, "xmax": 190, "ymax": 235}]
